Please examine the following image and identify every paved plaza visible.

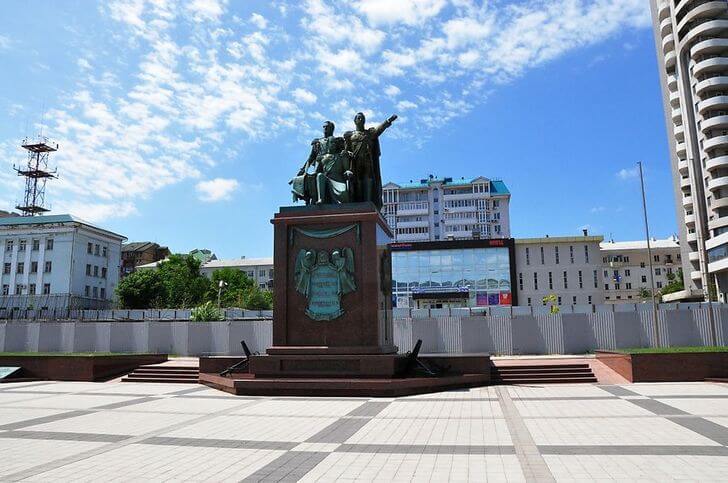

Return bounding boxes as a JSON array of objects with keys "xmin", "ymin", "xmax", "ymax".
[{"xmin": 1, "ymin": 381, "xmax": 728, "ymax": 481}]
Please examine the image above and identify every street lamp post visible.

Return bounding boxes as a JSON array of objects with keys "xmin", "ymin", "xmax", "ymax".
[
  {"xmin": 217, "ymin": 280, "xmax": 227, "ymax": 309},
  {"xmin": 638, "ymin": 162, "xmax": 661, "ymax": 347}
]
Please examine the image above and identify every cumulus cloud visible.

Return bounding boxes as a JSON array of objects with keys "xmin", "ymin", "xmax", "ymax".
[
  {"xmin": 250, "ymin": 12, "xmax": 268, "ymax": 29},
  {"xmin": 195, "ymin": 178, "xmax": 239, "ymax": 202},
  {"xmin": 353, "ymin": 0, "xmax": 447, "ymax": 26},
  {"xmin": 617, "ymin": 167, "xmax": 640, "ymax": 180},
  {"xmin": 292, "ymin": 88, "xmax": 317, "ymax": 104},
  {"xmin": 0, "ymin": 35, "xmax": 11, "ymax": 50}
]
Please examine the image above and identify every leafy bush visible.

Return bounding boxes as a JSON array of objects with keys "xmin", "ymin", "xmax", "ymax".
[{"xmin": 190, "ymin": 301, "xmax": 224, "ymax": 321}]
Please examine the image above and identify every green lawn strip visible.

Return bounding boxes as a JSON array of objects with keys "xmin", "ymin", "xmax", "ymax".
[{"xmin": 615, "ymin": 346, "xmax": 728, "ymax": 354}]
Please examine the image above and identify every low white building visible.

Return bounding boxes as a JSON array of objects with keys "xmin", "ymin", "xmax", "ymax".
[
  {"xmin": 600, "ymin": 236, "xmax": 681, "ymax": 303},
  {"xmin": 515, "ymin": 233, "xmax": 605, "ymax": 307},
  {"xmin": 200, "ymin": 257, "xmax": 274, "ymax": 289},
  {"xmin": 0, "ymin": 214, "xmax": 125, "ymax": 310}
]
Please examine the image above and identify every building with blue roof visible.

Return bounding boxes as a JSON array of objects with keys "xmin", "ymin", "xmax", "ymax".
[{"xmin": 382, "ymin": 175, "xmax": 511, "ymax": 242}]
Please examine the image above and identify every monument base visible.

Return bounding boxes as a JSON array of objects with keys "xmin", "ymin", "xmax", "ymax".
[{"xmin": 199, "ymin": 353, "xmax": 492, "ymax": 397}]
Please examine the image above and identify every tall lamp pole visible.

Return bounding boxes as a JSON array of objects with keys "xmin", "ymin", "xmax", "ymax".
[{"xmin": 638, "ymin": 162, "xmax": 661, "ymax": 347}]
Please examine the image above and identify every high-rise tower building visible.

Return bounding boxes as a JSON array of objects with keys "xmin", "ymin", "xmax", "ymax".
[{"xmin": 650, "ymin": 0, "xmax": 728, "ymax": 300}]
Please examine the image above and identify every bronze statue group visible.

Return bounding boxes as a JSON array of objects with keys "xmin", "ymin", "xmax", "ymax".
[{"xmin": 290, "ymin": 112, "xmax": 397, "ymax": 210}]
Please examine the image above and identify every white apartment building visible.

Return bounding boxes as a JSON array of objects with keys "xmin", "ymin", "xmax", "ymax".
[
  {"xmin": 600, "ymin": 236, "xmax": 682, "ymax": 303},
  {"xmin": 200, "ymin": 257, "xmax": 274, "ymax": 289},
  {"xmin": 650, "ymin": 0, "xmax": 728, "ymax": 300},
  {"xmin": 514, "ymin": 234, "xmax": 605, "ymax": 307},
  {"xmin": 382, "ymin": 175, "xmax": 511, "ymax": 242},
  {"xmin": 0, "ymin": 214, "xmax": 125, "ymax": 310}
]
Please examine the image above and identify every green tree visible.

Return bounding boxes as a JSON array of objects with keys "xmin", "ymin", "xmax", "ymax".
[
  {"xmin": 207, "ymin": 268, "xmax": 255, "ymax": 308},
  {"xmin": 116, "ymin": 270, "xmax": 165, "ymax": 308},
  {"xmin": 542, "ymin": 294, "xmax": 559, "ymax": 314},
  {"xmin": 660, "ymin": 269, "xmax": 684, "ymax": 296},
  {"xmin": 244, "ymin": 288, "xmax": 273, "ymax": 310},
  {"xmin": 157, "ymin": 254, "xmax": 211, "ymax": 308}
]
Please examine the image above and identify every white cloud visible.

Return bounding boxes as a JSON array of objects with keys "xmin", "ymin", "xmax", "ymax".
[
  {"xmin": 0, "ymin": 35, "xmax": 11, "ymax": 50},
  {"xmin": 396, "ymin": 100, "xmax": 418, "ymax": 110},
  {"xmin": 617, "ymin": 167, "xmax": 640, "ymax": 180},
  {"xmin": 354, "ymin": 0, "xmax": 447, "ymax": 26},
  {"xmin": 250, "ymin": 12, "xmax": 268, "ymax": 29},
  {"xmin": 77, "ymin": 58, "xmax": 92, "ymax": 70},
  {"xmin": 590, "ymin": 206, "xmax": 606, "ymax": 213},
  {"xmin": 292, "ymin": 88, "xmax": 317, "ymax": 104},
  {"xmin": 187, "ymin": 0, "xmax": 227, "ymax": 22},
  {"xmin": 384, "ymin": 85, "xmax": 401, "ymax": 98},
  {"xmin": 195, "ymin": 177, "xmax": 239, "ymax": 202},
  {"xmin": 55, "ymin": 201, "xmax": 138, "ymax": 223}
]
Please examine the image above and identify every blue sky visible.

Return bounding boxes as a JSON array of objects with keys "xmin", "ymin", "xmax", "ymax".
[{"xmin": 0, "ymin": 0, "xmax": 673, "ymax": 258}]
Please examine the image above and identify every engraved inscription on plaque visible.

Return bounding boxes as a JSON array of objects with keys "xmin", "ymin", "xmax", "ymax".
[{"xmin": 294, "ymin": 247, "xmax": 356, "ymax": 321}]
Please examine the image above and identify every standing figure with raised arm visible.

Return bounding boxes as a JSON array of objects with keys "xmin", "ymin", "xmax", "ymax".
[{"xmin": 344, "ymin": 112, "xmax": 397, "ymax": 210}]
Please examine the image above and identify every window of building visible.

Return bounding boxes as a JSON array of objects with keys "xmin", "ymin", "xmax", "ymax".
[
  {"xmin": 86, "ymin": 264, "xmax": 92, "ymax": 276},
  {"xmin": 15, "ymin": 284, "xmax": 23, "ymax": 295},
  {"xmin": 93, "ymin": 266, "xmax": 99, "ymax": 277},
  {"xmin": 518, "ymin": 273, "xmax": 523, "ymax": 290},
  {"xmin": 2, "ymin": 285, "xmax": 8, "ymax": 295},
  {"xmin": 605, "ymin": 284, "xmax": 609, "ymax": 290},
  {"xmin": 657, "ymin": 281, "xmax": 663, "ymax": 288},
  {"xmin": 606, "ymin": 296, "xmax": 610, "ymax": 300},
  {"xmin": 563, "ymin": 271, "xmax": 568, "ymax": 289},
  {"xmin": 655, "ymin": 268, "xmax": 662, "ymax": 276},
  {"xmin": 93, "ymin": 287, "xmax": 98, "ymax": 298},
  {"xmin": 46, "ymin": 239, "xmax": 53, "ymax": 250},
  {"xmin": 626, "ymin": 282, "xmax": 632, "ymax": 289},
  {"xmin": 578, "ymin": 270, "xmax": 583, "ymax": 289},
  {"xmin": 616, "ymin": 295, "xmax": 621, "ymax": 300},
  {"xmin": 625, "ymin": 269, "xmax": 631, "ymax": 276},
  {"xmin": 87, "ymin": 242, "xmax": 93, "ymax": 254},
  {"xmin": 527, "ymin": 297, "xmax": 531, "ymax": 306},
  {"xmin": 603, "ymin": 269, "xmax": 608, "ymax": 277},
  {"xmin": 540, "ymin": 247, "xmax": 545, "ymax": 264},
  {"xmin": 534, "ymin": 272, "xmax": 538, "ymax": 290},
  {"xmin": 101, "ymin": 267, "xmax": 107, "ymax": 279},
  {"xmin": 43, "ymin": 283, "xmax": 50, "ymax": 295},
  {"xmin": 94, "ymin": 244, "xmax": 100, "ymax": 256},
  {"xmin": 5, "ymin": 240, "xmax": 13, "ymax": 251},
  {"xmin": 525, "ymin": 247, "xmax": 530, "ymax": 265},
  {"xmin": 654, "ymin": 255, "xmax": 660, "ymax": 262},
  {"xmin": 615, "ymin": 283, "xmax": 621, "ymax": 290},
  {"xmin": 555, "ymin": 246, "xmax": 560, "ymax": 264},
  {"xmin": 584, "ymin": 245, "xmax": 589, "ymax": 263},
  {"xmin": 570, "ymin": 245, "xmax": 574, "ymax": 263},
  {"xmin": 269, "ymin": 269, "xmax": 274, "ymax": 278},
  {"xmin": 259, "ymin": 269, "xmax": 266, "ymax": 277},
  {"xmin": 85, "ymin": 286, "xmax": 90, "ymax": 297},
  {"xmin": 30, "ymin": 261, "xmax": 37, "ymax": 273},
  {"xmin": 3, "ymin": 263, "xmax": 10, "ymax": 274},
  {"xmin": 557, "ymin": 296, "xmax": 562, "ymax": 305},
  {"xmin": 32, "ymin": 239, "xmax": 39, "ymax": 251},
  {"xmin": 44, "ymin": 261, "xmax": 52, "ymax": 273},
  {"xmin": 548, "ymin": 271, "xmax": 553, "ymax": 290},
  {"xmin": 640, "ymin": 262, "xmax": 645, "ymax": 268},
  {"xmin": 18, "ymin": 240, "xmax": 26, "ymax": 252},
  {"xmin": 16, "ymin": 262, "xmax": 23, "ymax": 274},
  {"xmin": 29, "ymin": 283, "xmax": 35, "ymax": 295},
  {"xmin": 593, "ymin": 270, "xmax": 598, "ymax": 288},
  {"xmin": 641, "ymin": 275, "xmax": 647, "ymax": 283},
  {"xmin": 588, "ymin": 295, "xmax": 592, "ymax": 304},
  {"xmin": 102, "ymin": 246, "xmax": 107, "ymax": 257},
  {"xmin": 100, "ymin": 287, "xmax": 106, "ymax": 299},
  {"xmin": 572, "ymin": 296, "xmax": 577, "ymax": 305}
]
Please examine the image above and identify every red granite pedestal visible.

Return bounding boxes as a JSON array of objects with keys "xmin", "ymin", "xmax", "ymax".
[{"xmin": 200, "ymin": 203, "xmax": 491, "ymax": 396}]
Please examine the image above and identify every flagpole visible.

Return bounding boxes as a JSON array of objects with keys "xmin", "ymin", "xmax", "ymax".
[{"xmin": 638, "ymin": 162, "xmax": 660, "ymax": 347}]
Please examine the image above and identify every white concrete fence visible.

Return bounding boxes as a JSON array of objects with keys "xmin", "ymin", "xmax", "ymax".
[{"xmin": 1, "ymin": 304, "xmax": 726, "ymax": 356}]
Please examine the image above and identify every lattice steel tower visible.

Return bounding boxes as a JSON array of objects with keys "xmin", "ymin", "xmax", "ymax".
[{"xmin": 14, "ymin": 136, "xmax": 58, "ymax": 216}]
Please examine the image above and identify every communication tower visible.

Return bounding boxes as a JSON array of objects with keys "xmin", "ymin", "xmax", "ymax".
[{"xmin": 13, "ymin": 136, "xmax": 58, "ymax": 216}]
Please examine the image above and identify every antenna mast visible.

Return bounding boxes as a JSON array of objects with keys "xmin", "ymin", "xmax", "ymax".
[{"xmin": 14, "ymin": 136, "xmax": 58, "ymax": 216}]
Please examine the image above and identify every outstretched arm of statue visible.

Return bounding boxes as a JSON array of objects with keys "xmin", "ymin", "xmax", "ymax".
[{"xmin": 374, "ymin": 114, "xmax": 398, "ymax": 136}]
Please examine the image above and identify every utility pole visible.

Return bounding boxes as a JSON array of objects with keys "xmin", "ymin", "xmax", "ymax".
[{"xmin": 638, "ymin": 162, "xmax": 661, "ymax": 347}]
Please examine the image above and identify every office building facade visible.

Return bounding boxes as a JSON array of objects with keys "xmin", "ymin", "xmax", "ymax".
[
  {"xmin": 200, "ymin": 257, "xmax": 274, "ymax": 289},
  {"xmin": 0, "ymin": 214, "xmax": 125, "ymax": 310},
  {"xmin": 382, "ymin": 176, "xmax": 510, "ymax": 242},
  {"xmin": 650, "ymin": 0, "xmax": 728, "ymax": 299},
  {"xmin": 600, "ymin": 236, "xmax": 682, "ymax": 303},
  {"xmin": 514, "ymin": 234, "xmax": 605, "ymax": 307}
]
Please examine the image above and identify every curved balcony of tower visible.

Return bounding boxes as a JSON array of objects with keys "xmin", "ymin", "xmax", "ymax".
[
  {"xmin": 708, "ymin": 213, "xmax": 728, "ymax": 231},
  {"xmin": 689, "ymin": 250, "xmax": 701, "ymax": 263},
  {"xmin": 683, "ymin": 193, "xmax": 694, "ymax": 208},
  {"xmin": 677, "ymin": 1, "xmax": 727, "ymax": 36},
  {"xmin": 678, "ymin": 158, "xmax": 690, "ymax": 175},
  {"xmin": 685, "ymin": 211, "xmax": 697, "ymax": 227},
  {"xmin": 702, "ymin": 134, "xmax": 728, "ymax": 151},
  {"xmin": 691, "ymin": 37, "xmax": 728, "ymax": 59},
  {"xmin": 672, "ymin": 106, "xmax": 683, "ymax": 123},
  {"xmin": 696, "ymin": 77, "xmax": 728, "ymax": 98},
  {"xmin": 680, "ymin": 175, "xmax": 692, "ymax": 190},
  {"xmin": 663, "ymin": 33, "xmax": 676, "ymax": 55},
  {"xmin": 697, "ymin": 96, "xmax": 728, "ymax": 115},
  {"xmin": 661, "ymin": 15, "xmax": 674, "ymax": 38},
  {"xmin": 676, "ymin": 140, "xmax": 688, "ymax": 158},
  {"xmin": 705, "ymin": 153, "xmax": 728, "ymax": 171},
  {"xmin": 679, "ymin": 18, "xmax": 728, "ymax": 49},
  {"xmin": 701, "ymin": 112, "xmax": 728, "ymax": 133},
  {"xmin": 707, "ymin": 174, "xmax": 728, "ymax": 192}
]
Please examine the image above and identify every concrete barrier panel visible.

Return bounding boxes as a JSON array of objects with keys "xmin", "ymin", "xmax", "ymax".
[
  {"xmin": 613, "ymin": 311, "xmax": 644, "ymax": 349},
  {"xmin": 187, "ymin": 322, "xmax": 212, "ymax": 356},
  {"xmin": 410, "ymin": 318, "xmax": 440, "ymax": 352},
  {"xmin": 148, "ymin": 322, "xmax": 174, "ymax": 354},
  {"xmin": 3, "ymin": 323, "xmax": 29, "ymax": 352},
  {"xmin": 110, "ymin": 323, "xmax": 136, "ymax": 353},
  {"xmin": 460, "ymin": 317, "xmax": 491, "ymax": 353},
  {"xmin": 94, "ymin": 323, "xmax": 111, "ymax": 352},
  {"xmin": 171, "ymin": 322, "xmax": 189, "ymax": 356},
  {"xmin": 562, "ymin": 313, "xmax": 595, "ymax": 354},
  {"xmin": 209, "ymin": 322, "xmax": 231, "ymax": 355},
  {"xmin": 511, "ymin": 316, "xmax": 547, "ymax": 354}
]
